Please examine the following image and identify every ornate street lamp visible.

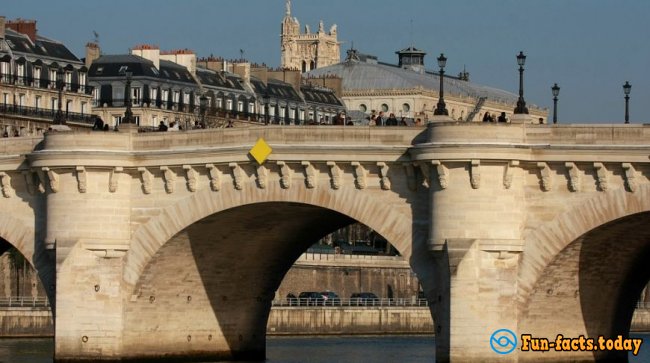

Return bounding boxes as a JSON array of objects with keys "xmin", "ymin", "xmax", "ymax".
[
  {"xmin": 623, "ymin": 81, "xmax": 631, "ymax": 124},
  {"xmin": 551, "ymin": 83, "xmax": 560, "ymax": 124},
  {"xmin": 122, "ymin": 71, "xmax": 135, "ymax": 124},
  {"xmin": 433, "ymin": 53, "xmax": 448, "ymax": 116},
  {"xmin": 53, "ymin": 67, "xmax": 66, "ymax": 125},
  {"xmin": 514, "ymin": 51, "xmax": 529, "ymax": 114},
  {"xmin": 263, "ymin": 92, "xmax": 270, "ymax": 125},
  {"xmin": 199, "ymin": 95, "xmax": 208, "ymax": 127}
]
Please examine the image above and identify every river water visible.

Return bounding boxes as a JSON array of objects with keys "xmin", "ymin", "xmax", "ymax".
[{"xmin": 0, "ymin": 334, "xmax": 648, "ymax": 362}]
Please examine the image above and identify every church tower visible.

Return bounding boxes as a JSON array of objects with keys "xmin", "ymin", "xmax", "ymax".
[{"xmin": 280, "ymin": 0, "xmax": 340, "ymax": 72}]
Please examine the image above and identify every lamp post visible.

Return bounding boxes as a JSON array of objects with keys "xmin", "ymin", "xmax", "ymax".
[
  {"xmin": 263, "ymin": 92, "xmax": 270, "ymax": 125},
  {"xmin": 199, "ymin": 95, "xmax": 208, "ymax": 128},
  {"xmin": 551, "ymin": 83, "xmax": 560, "ymax": 124},
  {"xmin": 514, "ymin": 51, "xmax": 529, "ymax": 114},
  {"xmin": 433, "ymin": 53, "xmax": 448, "ymax": 116},
  {"xmin": 623, "ymin": 81, "xmax": 631, "ymax": 124},
  {"xmin": 53, "ymin": 67, "xmax": 65, "ymax": 124},
  {"xmin": 122, "ymin": 71, "xmax": 135, "ymax": 125}
]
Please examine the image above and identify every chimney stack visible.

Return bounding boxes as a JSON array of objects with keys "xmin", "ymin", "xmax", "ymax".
[
  {"xmin": 6, "ymin": 18, "xmax": 37, "ymax": 42},
  {"xmin": 131, "ymin": 44, "xmax": 160, "ymax": 70},
  {"xmin": 0, "ymin": 17, "xmax": 5, "ymax": 40},
  {"xmin": 85, "ymin": 42, "xmax": 100, "ymax": 68}
]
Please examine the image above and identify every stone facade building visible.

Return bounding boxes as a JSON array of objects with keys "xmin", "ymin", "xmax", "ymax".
[
  {"xmin": 307, "ymin": 47, "xmax": 548, "ymax": 123},
  {"xmin": 0, "ymin": 17, "xmax": 94, "ymax": 134},
  {"xmin": 281, "ymin": 0, "xmax": 340, "ymax": 72}
]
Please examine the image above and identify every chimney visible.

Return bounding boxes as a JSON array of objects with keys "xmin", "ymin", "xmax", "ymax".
[
  {"xmin": 131, "ymin": 44, "xmax": 160, "ymax": 70},
  {"xmin": 6, "ymin": 19, "xmax": 37, "ymax": 42},
  {"xmin": 232, "ymin": 62, "xmax": 250, "ymax": 84},
  {"xmin": 85, "ymin": 42, "xmax": 100, "ymax": 68},
  {"xmin": 160, "ymin": 49, "xmax": 196, "ymax": 75},
  {"xmin": 0, "ymin": 17, "xmax": 5, "ymax": 40}
]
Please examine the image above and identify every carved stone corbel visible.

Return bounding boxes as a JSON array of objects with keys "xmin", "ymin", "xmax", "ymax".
[
  {"xmin": 470, "ymin": 160, "xmax": 480, "ymax": 189},
  {"xmin": 109, "ymin": 167, "xmax": 123, "ymax": 193},
  {"xmin": 622, "ymin": 163, "xmax": 637, "ymax": 193},
  {"xmin": 160, "ymin": 166, "xmax": 176, "ymax": 194},
  {"xmin": 256, "ymin": 164, "xmax": 268, "ymax": 189},
  {"xmin": 138, "ymin": 167, "xmax": 153, "ymax": 194},
  {"xmin": 351, "ymin": 162, "xmax": 367, "ymax": 189},
  {"xmin": 536, "ymin": 162, "xmax": 552, "ymax": 192},
  {"xmin": 565, "ymin": 162, "xmax": 580, "ymax": 192},
  {"xmin": 594, "ymin": 163, "xmax": 608, "ymax": 191},
  {"xmin": 75, "ymin": 166, "xmax": 87, "ymax": 193},
  {"xmin": 417, "ymin": 162, "xmax": 431, "ymax": 188},
  {"xmin": 183, "ymin": 165, "xmax": 198, "ymax": 192},
  {"xmin": 326, "ymin": 161, "xmax": 342, "ymax": 190},
  {"xmin": 42, "ymin": 167, "xmax": 59, "ymax": 193},
  {"xmin": 432, "ymin": 161, "xmax": 448, "ymax": 189},
  {"xmin": 229, "ymin": 163, "xmax": 244, "ymax": 190},
  {"xmin": 205, "ymin": 164, "xmax": 222, "ymax": 191},
  {"xmin": 277, "ymin": 161, "xmax": 292, "ymax": 189},
  {"xmin": 0, "ymin": 172, "xmax": 12, "ymax": 198},
  {"xmin": 22, "ymin": 171, "xmax": 35, "ymax": 195},
  {"xmin": 503, "ymin": 160, "xmax": 519, "ymax": 189},
  {"xmin": 301, "ymin": 161, "xmax": 316, "ymax": 189},
  {"xmin": 377, "ymin": 162, "xmax": 391, "ymax": 190},
  {"xmin": 403, "ymin": 163, "xmax": 416, "ymax": 191}
]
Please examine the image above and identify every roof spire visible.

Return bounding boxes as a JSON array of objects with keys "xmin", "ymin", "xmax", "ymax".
[{"xmin": 286, "ymin": 0, "xmax": 291, "ymax": 16}]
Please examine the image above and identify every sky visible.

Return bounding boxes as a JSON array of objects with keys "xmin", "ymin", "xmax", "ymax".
[{"xmin": 4, "ymin": 0, "xmax": 649, "ymax": 123}]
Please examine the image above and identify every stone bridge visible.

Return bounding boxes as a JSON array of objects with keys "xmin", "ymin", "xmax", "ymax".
[{"xmin": 0, "ymin": 123, "xmax": 649, "ymax": 362}]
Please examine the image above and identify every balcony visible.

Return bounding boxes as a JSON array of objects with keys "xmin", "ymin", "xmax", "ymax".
[
  {"xmin": 0, "ymin": 104, "xmax": 96, "ymax": 125},
  {"xmin": 0, "ymin": 74, "xmax": 94, "ymax": 95}
]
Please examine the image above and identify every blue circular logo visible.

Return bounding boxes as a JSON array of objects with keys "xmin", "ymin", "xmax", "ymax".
[{"xmin": 490, "ymin": 329, "xmax": 517, "ymax": 355}]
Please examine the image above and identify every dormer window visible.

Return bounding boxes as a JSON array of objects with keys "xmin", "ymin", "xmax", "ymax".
[
  {"xmin": 96, "ymin": 66, "xmax": 104, "ymax": 75},
  {"xmin": 118, "ymin": 65, "xmax": 129, "ymax": 74},
  {"xmin": 150, "ymin": 67, "xmax": 159, "ymax": 75}
]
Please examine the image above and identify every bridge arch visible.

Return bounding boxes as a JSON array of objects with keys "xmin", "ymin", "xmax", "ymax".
[
  {"xmin": 122, "ymin": 181, "xmax": 431, "ymax": 360},
  {"xmin": 518, "ymin": 186, "xmax": 650, "ymax": 361}
]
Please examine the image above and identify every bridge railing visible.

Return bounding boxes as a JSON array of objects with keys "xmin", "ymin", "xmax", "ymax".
[
  {"xmin": 0, "ymin": 104, "xmax": 96, "ymax": 125},
  {"xmin": 273, "ymin": 297, "xmax": 429, "ymax": 308},
  {"xmin": 0, "ymin": 296, "xmax": 50, "ymax": 308}
]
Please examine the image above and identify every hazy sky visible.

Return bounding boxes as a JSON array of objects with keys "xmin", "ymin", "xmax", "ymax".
[{"xmin": 4, "ymin": 0, "xmax": 649, "ymax": 123}]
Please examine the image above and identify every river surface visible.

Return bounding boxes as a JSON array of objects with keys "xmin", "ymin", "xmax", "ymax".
[{"xmin": 0, "ymin": 334, "xmax": 648, "ymax": 362}]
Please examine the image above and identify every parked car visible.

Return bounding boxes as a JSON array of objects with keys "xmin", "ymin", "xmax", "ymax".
[
  {"xmin": 298, "ymin": 291, "xmax": 324, "ymax": 306},
  {"xmin": 350, "ymin": 292, "xmax": 380, "ymax": 306},
  {"xmin": 320, "ymin": 291, "xmax": 341, "ymax": 306}
]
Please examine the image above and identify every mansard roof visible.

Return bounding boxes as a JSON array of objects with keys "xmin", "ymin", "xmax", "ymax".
[
  {"xmin": 3, "ymin": 28, "xmax": 81, "ymax": 64},
  {"xmin": 89, "ymin": 55, "xmax": 198, "ymax": 86},
  {"xmin": 300, "ymin": 85, "xmax": 344, "ymax": 106},
  {"xmin": 306, "ymin": 53, "xmax": 526, "ymax": 106}
]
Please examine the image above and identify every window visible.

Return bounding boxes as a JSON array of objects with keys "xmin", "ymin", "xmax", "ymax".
[
  {"xmin": 49, "ymin": 69, "xmax": 57, "ymax": 84},
  {"xmin": 150, "ymin": 67, "xmax": 159, "ymax": 76},
  {"xmin": 183, "ymin": 92, "xmax": 190, "ymax": 105},
  {"xmin": 35, "ymin": 96, "xmax": 41, "ymax": 109},
  {"xmin": 248, "ymin": 103, "xmax": 255, "ymax": 113},
  {"xmin": 16, "ymin": 63, "xmax": 24, "ymax": 84},
  {"xmin": 66, "ymin": 100, "xmax": 72, "ymax": 113},
  {"xmin": 151, "ymin": 88, "xmax": 158, "ymax": 104},
  {"xmin": 2, "ymin": 93, "xmax": 8, "ymax": 105},
  {"xmin": 95, "ymin": 66, "xmax": 104, "ymax": 75},
  {"xmin": 81, "ymin": 102, "xmax": 87, "ymax": 115},
  {"xmin": 132, "ymin": 87, "xmax": 141, "ymax": 105},
  {"xmin": 78, "ymin": 72, "xmax": 86, "ymax": 92},
  {"xmin": 226, "ymin": 99, "xmax": 232, "ymax": 110},
  {"xmin": 381, "ymin": 103, "xmax": 389, "ymax": 112},
  {"xmin": 238, "ymin": 101, "xmax": 243, "ymax": 112},
  {"xmin": 92, "ymin": 88, "xmax": 99, "ymax": 106},
  {"xmin": 359, "ymin": 104, "xmax": 367, "ymax": 113},
  {"xmin": 0, "ymin": 62, "xmax": 10, "ymax": 83},
  {"xmin": 402, "ymin": 103, "xmax": 410, "ymax": 112},
  {"xmin": 118, "ymin": 65, "xmax": 128, "ymax": 74},
  {"xmin": 34, "ymin": 67, "xmax": 41, "ymax": 87},
  {"xmin": 162, "ymin": 89, "xmax": 169, "ymax": 103},
  {"xmin": 51, "ymin": 97, "xmax": 57, "ymax": 111},
  {"xmin": 18, "ymin": 94, "xmax": 25, "ymax": 107},
  {"xmin": 64, "ymin": 72, "xmax": 72, "ymax": 91},
  {"xmin": 172, "ymin": 91, "xmax": 179, "ymax": 103},
  {"xmin": 216, "ymin": 98, "xmax": 223, "ymax": 109}
]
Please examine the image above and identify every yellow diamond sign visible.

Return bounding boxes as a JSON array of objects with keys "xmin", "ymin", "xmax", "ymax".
[{"xmin": 249, "ymin": 138, "xmax": 272, "ymax": 165}]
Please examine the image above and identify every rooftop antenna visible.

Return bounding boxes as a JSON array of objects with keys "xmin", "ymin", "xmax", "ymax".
[{"xmin": 92, "ymin": 30, "xmax": 99, "ymax": 44}]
